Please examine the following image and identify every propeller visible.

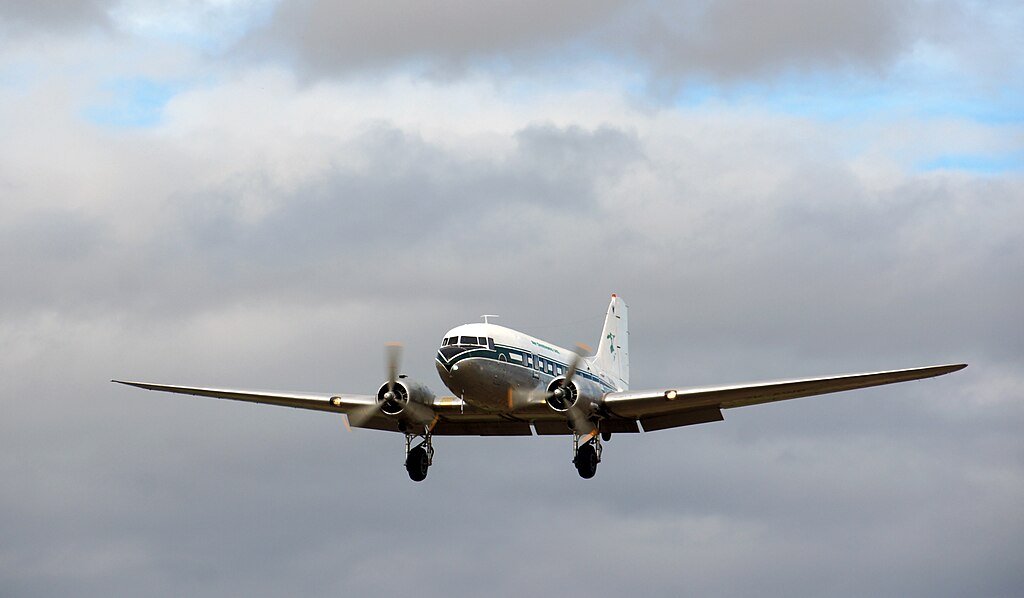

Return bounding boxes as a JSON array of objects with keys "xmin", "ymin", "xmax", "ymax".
[
  {"xmin": 547, "ymin": 343, "xmax": 588, "ymax": 407},
  {"xmin": 506, "ymin": 344, "xmax": 592, "ymax": 412},
  {"xmin": 556, "ymin": 344, "xmax": 598, "ymax": 434},
  {"xmin": 346, "ymin": 342, "xmax": 405, "ymax": 428}
]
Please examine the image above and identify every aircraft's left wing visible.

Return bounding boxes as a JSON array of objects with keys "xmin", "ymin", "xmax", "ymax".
[
  {"xmin": 601, "ymin": 363, "xmax": 966, "ymax": 432},
  {"xmin": 111, "ymin": 380, "xmax": 376, "ymax": 414}
]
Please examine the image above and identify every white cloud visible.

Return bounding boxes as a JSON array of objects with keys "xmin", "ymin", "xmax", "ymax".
[{"xmin": 1, "ymin": 3, "xmax": 1022, "ymax": 597}]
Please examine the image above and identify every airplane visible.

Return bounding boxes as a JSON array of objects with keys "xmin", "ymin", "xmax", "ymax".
[{"xmin": 113, "ymin": 295, "xmax": 966, "ymax": 481}]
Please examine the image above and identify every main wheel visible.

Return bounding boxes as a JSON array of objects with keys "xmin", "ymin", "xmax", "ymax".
[
  {"xmin": 405, "ymin": 446, "xmax": 429, "ymax": 482},
  {"xmin": 574, "ymin": 443, "xmax": 598, "ymax": 479}
]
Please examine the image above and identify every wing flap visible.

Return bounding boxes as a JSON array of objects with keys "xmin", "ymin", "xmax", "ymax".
[
  {"xmin": 603, "ymin": 363, "xmax": 966, "ymax": 419},
  {"xmin": 640, "ymin": 407, "xmax": 724, "ymax": 432}
]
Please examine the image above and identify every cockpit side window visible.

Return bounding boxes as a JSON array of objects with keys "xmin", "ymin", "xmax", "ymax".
[{"xmin": 487, "ymin": 337, "xmax": 495, "ymax": 350}]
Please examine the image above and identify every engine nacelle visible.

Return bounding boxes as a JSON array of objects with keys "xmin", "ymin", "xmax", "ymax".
[
  {"xmin": 545, "ymin": 376, "xmax": 603, "ymax": 416},
  {"xmin": 376, "ymin": 379, "xmax": 436, "ymax": 425}
]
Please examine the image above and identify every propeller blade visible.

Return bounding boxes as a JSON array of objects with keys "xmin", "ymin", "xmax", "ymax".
[
  {"xmin": 562, "ymin": 343, "xmax": 589, "ymax": 388},
  {"xmin": 385, "ymin": 342, "xmax": 403, "ymax": 394},
  {"xmin": 346, "ymin": 402, "xmax": 383, "ymax": 428},
  {"xmin": 507, "ymin": 386, "xmax": 548, "ymax": 411},
  {"xmin": 566, "ymin": 400, "xmax": 595, "ymax": 435}
]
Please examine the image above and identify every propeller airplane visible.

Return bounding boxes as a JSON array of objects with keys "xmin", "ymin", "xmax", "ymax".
[{"xmin": 113, "ymin": 295, "xmax": 966, "ymax": 481}]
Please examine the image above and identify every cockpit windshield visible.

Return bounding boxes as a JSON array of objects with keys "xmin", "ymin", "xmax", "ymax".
[{"xmin": 440, "ymin": 336, "xmax": 494, "ymax": 348}]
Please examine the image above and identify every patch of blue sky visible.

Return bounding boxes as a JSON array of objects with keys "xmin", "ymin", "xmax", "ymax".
[
  {"xmin": 668, "ymin": 68, "xmax": 1023, "ymax": 127},
  {"xmin": 82, "ymin": 77, "xmax": 181, "ymax": 128},
  {"xmin": 667, "ymin": 73, "xmax": 897, "ymax": 118},
  {"xmin": 917, "ymin": 152, "xmax": 1024, "ymax": 174}
]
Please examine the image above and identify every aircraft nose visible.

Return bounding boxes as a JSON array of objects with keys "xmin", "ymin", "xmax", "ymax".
[{"xmin": 438, "ymin": 345, "xmax": 471, "ymax": 360}]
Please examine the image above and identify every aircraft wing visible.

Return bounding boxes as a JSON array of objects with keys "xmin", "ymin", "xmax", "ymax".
[
  {"xmin": 601, "ymin": 363, "xmax": 967, "ymax": 432},
  {"xmin": 111, "ymin": 380, "xmax": 376, "ymax": 414}
]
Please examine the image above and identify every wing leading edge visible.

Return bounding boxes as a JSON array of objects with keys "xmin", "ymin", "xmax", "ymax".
[
  {"xmin": 602, "ymin": 363, "xmax": 967, "ymax": 428},
  {"xmin": 111, "ymin": 380, "xmax": 376, "ymax": 414}
]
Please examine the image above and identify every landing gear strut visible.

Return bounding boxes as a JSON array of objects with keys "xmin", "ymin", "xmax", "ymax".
[
  {"xmin": 572, "ymin": 431, "xmax": 602, "ymax": 479},
  {"xmin": 404, "ymin": 431, "xmax": 433, "ymax": 482}
]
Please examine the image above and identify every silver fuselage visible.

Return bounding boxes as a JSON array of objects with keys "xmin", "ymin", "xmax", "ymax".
[{"xmin": 434, "ymin": 323, "xmax": 616, "ymax": 413}]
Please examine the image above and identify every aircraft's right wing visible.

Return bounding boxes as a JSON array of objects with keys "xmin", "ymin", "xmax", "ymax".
[{"xmin": 601, "ymin": 363, "xmax": 966, "ymax": 431}]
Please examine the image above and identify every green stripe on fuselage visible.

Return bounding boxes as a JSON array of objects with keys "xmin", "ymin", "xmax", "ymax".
[{"xmin": 436, "ymin": 344, "xmax": 615, "ymax": 392}]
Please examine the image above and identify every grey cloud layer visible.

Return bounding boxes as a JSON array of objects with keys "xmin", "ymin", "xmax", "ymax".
[
  {"xmin": 6, "ymin": 0, "xmax": 1017, "ymax": 84},
  {"xmin": 2, "ymin": 109, "xmax": 1021, "ymax": 596},
  {"xmin": 1, "ymin": 12, "xmax": 1022, "ymax": 590},
  {"xmin": 251, "ymin": 0, "xmax": 1010, "ymax": 80},
  {"xmin": 612, "ymin": 0, "xmax": 912, "ymax": 79},
  {"xmin": 256, "ymin": 0, "xmax": 629, "ymax": 72}
]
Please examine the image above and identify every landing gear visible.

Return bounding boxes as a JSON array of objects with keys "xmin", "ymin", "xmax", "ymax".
[
  {"xmin": 404, "ymin": 431, "xmax": 433, "ymax": 482},
  {"xmin": 572, "ymin": 432, "xmax": 602, "ymax": 479}
]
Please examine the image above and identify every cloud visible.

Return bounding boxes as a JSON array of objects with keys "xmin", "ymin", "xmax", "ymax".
[
  {"xmin": 609, "ymin": 0, "xmax": 915, "ymax": 80},
  {"xmin": 0, "ymin": 0, "xmax": 112, "ymax": 31},
  {"xmin": 243, "ymin": 0, "xmax": 1024, "ymax": 88},
  {"xmin": 1, "ymin": 6, "xmax": 1023, "ymax": 598},
  {"xmin": 251, "ymin": 0, "xmax": 629, "ymax": 73}
]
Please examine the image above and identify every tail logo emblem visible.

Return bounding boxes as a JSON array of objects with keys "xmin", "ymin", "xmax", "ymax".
[{"xmin": 606, "ymin": 332, "xmax": 616, "ymax": 356}]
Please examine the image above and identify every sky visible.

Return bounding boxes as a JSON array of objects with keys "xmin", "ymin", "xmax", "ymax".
[{"xmin": 1, "ymin": 1, "xmax": 1022, "ymax": 596}]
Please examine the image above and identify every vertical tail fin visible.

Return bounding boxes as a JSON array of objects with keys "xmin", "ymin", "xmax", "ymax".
[{"xmin": 593, "ymin": 294, "xmax": 629, "ymax": 390}]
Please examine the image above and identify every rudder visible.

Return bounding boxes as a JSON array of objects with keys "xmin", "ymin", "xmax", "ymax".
[{"xmin": 593, "ymin": 294, "xmax": 629, "ymax": 390}]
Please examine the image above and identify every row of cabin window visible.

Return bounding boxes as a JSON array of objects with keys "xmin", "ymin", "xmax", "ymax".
[
  {"xmin": 526, "ymin": 354, "xmax": 563, "ymax": 376},
  {"xmin": 442, "ymin": 336, "xmax": 495, "ymax": 349},
  {"xmin": 440, "ymin": 336, "xmax": 566, "ymax": 376}
]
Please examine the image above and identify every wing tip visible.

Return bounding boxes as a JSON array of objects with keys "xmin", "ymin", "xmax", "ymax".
[{"xmin": 926, "ymin": 363, "xmax": 967, "ymax": 377}]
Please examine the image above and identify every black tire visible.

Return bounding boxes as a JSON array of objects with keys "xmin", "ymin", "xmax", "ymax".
[
  {"xmin": 405, "ymin": 446, "xmax": 429, "ymax": 482},
  {"xmin": 574, "ymin": 444, "xmax": 598, "ymax": 479}
]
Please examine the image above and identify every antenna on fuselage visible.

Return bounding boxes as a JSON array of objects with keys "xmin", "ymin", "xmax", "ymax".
[{"xmin": 481, "ymin": 314, "xmax": 500, "ymax": 324}]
